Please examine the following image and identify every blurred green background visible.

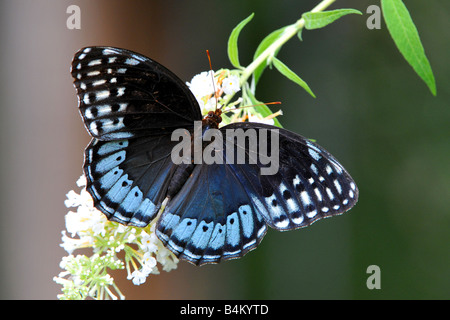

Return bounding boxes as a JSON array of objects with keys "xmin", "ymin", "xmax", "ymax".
[{"xmin": 0, "ymin": 0, "xmax": 448, "ymax": 299}]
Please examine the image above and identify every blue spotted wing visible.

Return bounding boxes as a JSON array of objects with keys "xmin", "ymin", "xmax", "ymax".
[
  {"xmin": 157, "ymin": 122, "xmax": 358, "ymax": 265},
  {"xmin": 71, "ymin": 46, "xmax": 358, "ymax": 266}
]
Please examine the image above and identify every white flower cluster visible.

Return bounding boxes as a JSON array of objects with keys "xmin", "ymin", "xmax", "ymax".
[
  {"xmin": 186, "ymin": 70, "xmax": 240, "ymax": 114},
  {"xmin": 54, "ymin": 174, "xmax": 179, "ymax": 299},
  {"xmin": 186, "ymin": 70, "xmax": 281, "ymax": 126}
]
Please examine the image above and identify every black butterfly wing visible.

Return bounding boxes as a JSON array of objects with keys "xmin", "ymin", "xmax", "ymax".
[
  {"xmin": 156, "ymin": 162, "xmax": 268, "ymax": 265},
  {"xmin": 71, "ymin": 47, "xmax": 202, "ymax": 225},
  {"xmin": 84, "ymin": 135, "xmax": 183, "ymax": 227},
  {"xmin": 224, "ymin": 122, "xmax": 358, "ymax": 231},
  {"xmin": 71, "ymin": 47, "xmax": 202, "ymax": 140},
  {"xmin": 156, "ymin": 122, "xmax": 358, "ymax": 265}
]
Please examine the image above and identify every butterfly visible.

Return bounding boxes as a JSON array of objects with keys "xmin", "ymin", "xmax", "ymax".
[{"xmin": 71, "ymin": 46, "xmax": 358, "ymax": 266}]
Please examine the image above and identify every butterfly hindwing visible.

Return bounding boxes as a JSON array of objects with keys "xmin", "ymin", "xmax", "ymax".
[
  {"xmin": 155, "ymin": 122, "xmax": 358, "ymax": 265},
  {"xmin": 156, "ymin": 162, "xmax": 267, "ymax": 265},
  {"xmin": 84, "ymin": 134, "xmax": 182, "ymax": 227},
  {"xmin": 223, "ymin": 122, "xmax": 359, "ymax": 231}
]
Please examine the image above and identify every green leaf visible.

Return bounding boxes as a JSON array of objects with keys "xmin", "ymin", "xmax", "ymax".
[
  {"xmin": 272, "ymin": 57, "xmax": 316, "ymax": 98},
  {"xmin": 246, "ymin": 90, "xmax": 283, "ymax": 128},
  {"xmin": 302, "ymin": 9, "xmax": 362, "ymax": 30},
  {"xmin": 381, "ymin": 0, "xmax": 436, "ymax": 96},
  {"xmin": 227, "ymin": 13, "xmax": 254, "ymax": 69},
  {"xmin": 297, "ymin": 28, "xmax": 303, "ymax": 42},
  {"xmin": 252, "ymin": 26, "xmax": 289, "ymax": 86}
]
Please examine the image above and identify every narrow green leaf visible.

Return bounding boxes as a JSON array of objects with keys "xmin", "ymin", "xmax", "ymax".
[
  {"xmin": 381, "ymin": 0, "xmax": 436, "ymax": 95},
  {"xmin": 252, "ymin": 26, "xmax": 289, "ymax": 86},
  {"xmin": 227, "ymin": 13, "xmax": 254, "ymax": 69},
  {"xmin": 272, "ymin": 57, "xmax": 316, "ymax": 98},
  {"xmin": 297, "ymin": 29, "xmax": 303, "ymax": 42},
  {"xmin": 302, "ymin": 9, "xmax": 362, "ymax": 30}
]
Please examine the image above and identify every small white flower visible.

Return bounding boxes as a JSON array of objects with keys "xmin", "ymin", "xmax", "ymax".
[
  {"xmin": 142, "ymin": 252, "xmax": 157, "ymax": 274},
  {"xmin": 139, "ymin": 231, "xmax": 159, "ymax": 253},
  {"xmin": 186, "ymin": 71, "xmax": 216, "ymax": 97},
  {"xmin": 76, "ymin": 175, "xmax": 87, "ymax": 187},
  {"xmin": 64, "ymin": 190, "xmax": 83, "ymax": 208},
  {"xmin": 129, "ymin": 270, "xmax": 147, "ymax": 286},
  {"xmin": 60, "ymin": 231, "xmax": 92, "ymax": 254},
  {"xmin": 222, "ymin": 75, "xmax": 240, "ymax": 95},
  {"xmin": 201, "ymin": 97, "xmax": 221, "ymax": 115},
  {"xmin": 248, "ymin": 112, "xmax": 275, "ymax": 125},
  {"xmin": 115, "ymin": 244, "xmax": 125, "ymax": 252}
]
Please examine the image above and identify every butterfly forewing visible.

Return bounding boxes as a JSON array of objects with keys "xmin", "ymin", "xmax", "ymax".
[{"xmin": 71, "ymin": 47, "xmax": 202, "ymax": 140}]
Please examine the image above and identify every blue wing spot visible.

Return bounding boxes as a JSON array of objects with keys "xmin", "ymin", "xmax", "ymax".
[
  {"xmin": 169, "ymin": 218, "xmax": 197, "ymax": 253},
  {"xmin": 208, "ymin": 223, "xmax": 225, "ymax": 251},
  {"xmin": 184, "ymin": 221, "xmax": 214, "ymax": 260},
  {"xmin": 225, "ymin": 212, "xmax": 240, "ymax": 250},
  {"xmin": 97, "ymin": 140, "xmax": 128, "ymax": 156},
  {"xmin": 238, "ymin": 205, "xmax": 254, "ymax": 239},
  {"xmin": 95, "ymin": 151, "xmax": 126, "ymax": 174},
  {"xmin": 98, "ymin": 167, "xmax": 124, "ymax": 190}
]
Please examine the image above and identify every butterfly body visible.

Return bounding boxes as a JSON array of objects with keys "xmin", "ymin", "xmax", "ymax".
[{"xmin": 71, "ymin": 46, "xmax": 358, "ymax": 265}]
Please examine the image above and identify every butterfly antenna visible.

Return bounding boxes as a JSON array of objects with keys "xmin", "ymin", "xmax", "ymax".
[
  {"xmin": 221, "ymin": 101, "xmax": 282, "ymax": 114},
  {"xmin": 206, "ymin": 50, "xmax": 219, "ymax": 110}
]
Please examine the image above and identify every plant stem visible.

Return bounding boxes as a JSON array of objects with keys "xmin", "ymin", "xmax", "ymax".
[{"xmin": 240, "ymin": 0, "xmax": 337, "ymax": 86}]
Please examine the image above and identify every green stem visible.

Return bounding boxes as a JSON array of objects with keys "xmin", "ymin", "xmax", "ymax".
[
  {"xmin": 222, "ymin": 0, "xmax": 337, "ymax": 107},
  {"xmin": 240, "ymin": 0, "xmax": 337, "ymax": 85}
]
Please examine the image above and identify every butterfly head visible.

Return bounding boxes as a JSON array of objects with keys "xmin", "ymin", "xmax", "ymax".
[{"xmin": 202, "ymin": 109, "xmax": 222, "ymax": 129}]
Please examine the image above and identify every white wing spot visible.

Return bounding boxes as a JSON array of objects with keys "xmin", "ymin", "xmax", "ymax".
[
  {"xmin": 117, "ymin": 87, "xmax": 125, "ymax": 97},
  {"xmin": 125, "ymin": 58, "xmax": 140, "ymax": 65},
  {"xmin": 314, "ymin": 188, "xmax": 323, "ymax": 201},
  {"xmin": 92, "ymin": 79, "xmax": 106, "ymax": 87},
  {"xmin": 102, "ymin": 48, "xmax": 116, "ymax": 55},
  {"xmin": 87, "ymin": 70, "xmax": 100, "ymax": 77},
  {"xmin": 96, "ymin": 90, "xmax": 110, "ymax": 101},
  {"xmin": 300, "ymin": 191, "xmax": 311, "ymax": 206},
  {"xmin": 334, "ymin": 180, "xmax": 342, "ymax": 194},
  {"xmin": 326, "ymin": 187, "xmax": 334, "ymax": 200},
  {"xmin": 306, "ymin": 210, "xmax": 317, "ymax": 218},
  {"xmin": 308, "ymin": 148, "xmax": 321, "ymax": 161},
  {"xmin": 88, "ymin": 59, "xmax": 101, "ymax": 67},
  {"xmin": 292, "ymin": 214, "xmax": 304, "ymax": 225},
  {"xmin": 310, "ymin": 164, "xmax": 319, "ymax": 175}
]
